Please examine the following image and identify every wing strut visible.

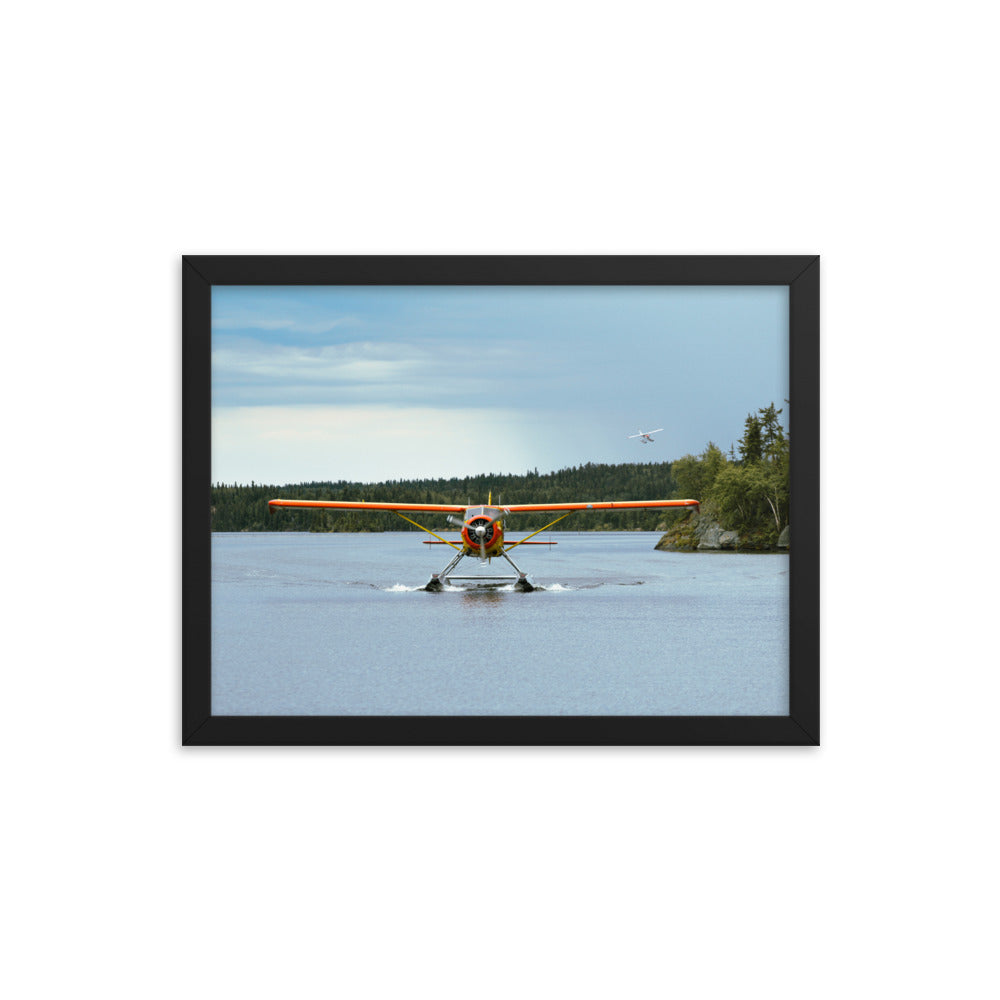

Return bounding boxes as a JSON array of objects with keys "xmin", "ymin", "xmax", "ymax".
[
  {"xmin": 394, "ymin": 511, "xmax": 462, "ymax": 550},
  {"xmin": 503, "ymin": 510, "xmax": 576, "ymax": 550}
]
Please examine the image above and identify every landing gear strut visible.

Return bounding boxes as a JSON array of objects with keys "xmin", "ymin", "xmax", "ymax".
[{"xmin": 422, "ymin": 548, "xmax": 535, "ymax": 592}]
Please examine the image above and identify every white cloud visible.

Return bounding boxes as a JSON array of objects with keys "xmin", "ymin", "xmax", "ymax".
[
  {"xmin": 211, "ymin": 404, "xmax": 546, "ymax": 485},
  {"xmin": 211, "ymin": 316, "xmax": 357, "ymax": 334},
  {"xmin": 211, "ymin": 338, "xmax": 535, "ymax": 408},
  {"xmin": 212, "ymin": 340, "xmax": 426, "ymax": 386}
]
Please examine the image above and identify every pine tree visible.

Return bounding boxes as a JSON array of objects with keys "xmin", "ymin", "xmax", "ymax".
[{"xmin": 739, "ymin": 413, "xmax": 763, "ymax": 462}]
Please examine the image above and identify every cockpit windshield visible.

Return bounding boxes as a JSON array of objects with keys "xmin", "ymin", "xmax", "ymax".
[{"xmin": 465, "ymin": 506, "xmax": 503, "ymax": 520}]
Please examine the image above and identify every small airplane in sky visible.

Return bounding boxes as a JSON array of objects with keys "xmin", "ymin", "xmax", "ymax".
[
  {"xmin": 628, "ymin": 428, "xmax": 663, "ymax": 443},
  {"xmin": 268, "ymin": 494, "xmax": 699, "ymax": 591}
]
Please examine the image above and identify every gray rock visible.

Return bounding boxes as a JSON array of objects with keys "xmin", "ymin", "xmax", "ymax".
[
  {"xmin": 697, "ymin": 524, "xmax": 739, "ymax": 550},
  {"xmin": 719, "ymin": 530, "xmax": 739, "ymax": 550},
  {"xmin": 698, "ymin": 522, "xmax": 723, "ymax": 549}
]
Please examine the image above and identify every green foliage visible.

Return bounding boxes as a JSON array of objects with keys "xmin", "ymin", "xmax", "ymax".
[
  {"xmin": 655, "ymin": 510, "xmax": 702, "ymax": 551},
  {"xmin": 700, "ymin": 442, "xmax": 727, "ymax": 490},
  {"xmin": 758, "ymin": 402, "xmax": 786, "ymax": 459},
  {"xmin": 670, "ymin": 442, "xmax": 727, "ymax": 501},
  {"xmin": 739, "ymin": 414, "xmax": 763, "ymax": 463},
  {"xmin": 707, "ymin": 402, "xmax": 790, "ymax": 545},
  {"xmin": 710, "ymin": 462, "xmax": 788, "ymax": 545}
]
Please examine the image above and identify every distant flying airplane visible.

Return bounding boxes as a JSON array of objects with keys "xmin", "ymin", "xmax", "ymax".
[
  {"xmin": 268, "ymin": 493, "xmax": 699, "ymax": 591},
  {"xmin": 628, "ymin": 428, "xmax": 663, "ymax": 444}
]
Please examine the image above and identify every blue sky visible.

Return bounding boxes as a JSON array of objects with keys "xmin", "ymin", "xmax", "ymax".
[{"xmin": 212, "ymin": 285, "xmax": 788, "ymax": 485}]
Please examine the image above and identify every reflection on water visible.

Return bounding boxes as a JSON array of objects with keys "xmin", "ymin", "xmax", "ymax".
[{"xmin": 458, "ymin": 587, "xmax": 509, "ymax": 607}]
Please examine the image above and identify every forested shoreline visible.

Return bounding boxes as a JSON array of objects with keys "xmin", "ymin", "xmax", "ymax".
[{"xmin": 211, "ymin": 403, "xmax": 790, "ymax": 548}]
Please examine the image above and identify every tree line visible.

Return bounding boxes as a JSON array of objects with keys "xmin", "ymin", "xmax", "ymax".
[
  {"xmin": 211, "ymin": 462, "xmax": 681, "ymax": 533},
  {"xmin": 211, "ymin": 402, "xmax": 789, "ymax": 544}
]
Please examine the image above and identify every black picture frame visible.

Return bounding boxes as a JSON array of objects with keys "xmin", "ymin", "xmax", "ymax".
[{"xmin": 183, "ymin": 255, "xmax": 819, "ymax": 746}]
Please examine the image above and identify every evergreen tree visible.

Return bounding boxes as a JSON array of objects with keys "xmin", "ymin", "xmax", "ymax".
[
  {"xmin": 739, "ymin": 413, "xmax": 763, "ymax": 462},
  {"xmin": 758, "ymin": 403, "xmax": 786, "ymax": 460}
]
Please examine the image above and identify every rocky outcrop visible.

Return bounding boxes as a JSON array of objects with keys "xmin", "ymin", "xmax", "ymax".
[
  {"xmin": 654, "ymin": 509, "xmax": 715, "ymax": 551},
  {"xmin": 698, "ymin": 522, "xmax": 740, "ymax": 550},
  {"xmin": 654, "ymin": 509, "xmax": 788, "ymax": 552}
]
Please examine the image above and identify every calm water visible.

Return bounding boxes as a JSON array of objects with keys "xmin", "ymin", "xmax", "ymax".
[{"xmin": 211, "ymin": 532, "xmax": 789, "ymax": 716}]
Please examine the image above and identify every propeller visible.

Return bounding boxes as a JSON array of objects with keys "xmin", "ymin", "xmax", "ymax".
[
  {"xmin": 466, "ymin": 519, "xmax": 492, "ymax": 561},
  {"xmin": 468, "ymin": 511, "xmax": 509, "ymax": 562}
]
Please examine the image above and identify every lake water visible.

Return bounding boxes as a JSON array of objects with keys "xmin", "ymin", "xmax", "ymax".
[{"xmin": 211, "ymin": 532, "xmax": 789, "ymax": 716}]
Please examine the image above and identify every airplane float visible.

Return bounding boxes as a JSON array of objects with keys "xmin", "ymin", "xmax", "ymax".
[
  {"xmin": 268, "ymin": 494, "xmax": 699, "ymax": 591},
  {"xmin": 628, "ymin": 428, "xmax": 663, "ymax": 444}
]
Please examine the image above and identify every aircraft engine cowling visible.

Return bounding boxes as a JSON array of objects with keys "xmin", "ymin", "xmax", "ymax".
[{"xmin": 461, "ymin": 516, "xmax": 504, "ymax": 555}]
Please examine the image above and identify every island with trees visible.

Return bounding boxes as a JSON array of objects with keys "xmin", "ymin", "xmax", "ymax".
[{"xmin": 654, "ymin": 402, "xmax": 789, "ymax": 552}]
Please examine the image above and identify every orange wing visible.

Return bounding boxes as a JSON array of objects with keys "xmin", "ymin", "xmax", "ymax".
[
  {"xmin": 502, "ymin": 499, "xmax": 699, "ymax": 513},
  {"xmin": 268, "ymin": 500, "xmax": 466, "ymax": 513},
  {"xmin": 269, "ymin": 498, "xmax": 698, "ymax": 513}
]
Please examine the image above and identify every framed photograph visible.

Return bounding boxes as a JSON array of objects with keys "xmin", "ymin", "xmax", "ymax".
[{"xmin": 184, "ymin": 255, "xmax": 818, "ymax": 746}]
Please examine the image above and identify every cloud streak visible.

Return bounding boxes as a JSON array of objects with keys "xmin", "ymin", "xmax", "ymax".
[
  {"xmin": 212, "ymin": 316, "xmax": 358, "ymax": 334},
  {"xmin": 212, "ymin": 340, "xmax": 424, "ymax": 384},
  {"xmin": 211, "ymin": 335, "xmax": 545, "ymax": 409}
]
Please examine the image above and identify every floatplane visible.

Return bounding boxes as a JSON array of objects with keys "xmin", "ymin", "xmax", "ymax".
[
  {"xmin": 628, "ymin": 428, "xmax": 663, "ymax": 444},
  {"xmin": 268, "ymin": 494, "xmax": 699, "ymax": 591}
]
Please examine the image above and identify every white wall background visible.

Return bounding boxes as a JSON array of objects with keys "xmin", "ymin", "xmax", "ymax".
[{"xmin": 5, "ymin": 2, "xmax": 995, "ymax": 998}]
